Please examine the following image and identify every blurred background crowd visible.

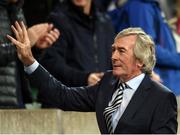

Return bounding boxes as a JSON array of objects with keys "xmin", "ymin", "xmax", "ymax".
[{"xmin": 1, "ymin": 0, "xmax": 180, "ymax": 109}]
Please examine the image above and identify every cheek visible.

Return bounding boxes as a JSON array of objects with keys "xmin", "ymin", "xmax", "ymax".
[
  {"xmin": 123, "ymin": 58, "xmax": 135, "ymax": 70},
  {"xmin": 128, "ymin": 60, "xmax": 138, "ymax": 72}
]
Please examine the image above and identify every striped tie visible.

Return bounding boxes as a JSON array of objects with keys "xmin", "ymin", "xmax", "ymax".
[{"xmin": 103, "ymin": 82, "xmax": 129, "ymax": 134}]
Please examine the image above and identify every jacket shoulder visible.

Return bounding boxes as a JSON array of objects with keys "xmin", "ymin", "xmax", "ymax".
[
  {"xmin": 150, "ymin": 79, "xmax": 176, "ymax": 98},
  {"xmin": 100, "ymin": 70, "xmax": 118, "ymax": 84}
]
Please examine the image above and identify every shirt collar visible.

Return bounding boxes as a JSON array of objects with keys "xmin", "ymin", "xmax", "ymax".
[{"xmin": 126, "ymin": 73, "xmax": 145, "ymax": 91}]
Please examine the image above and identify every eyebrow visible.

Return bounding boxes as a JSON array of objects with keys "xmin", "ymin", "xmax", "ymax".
[{"xmin": 112, "ymin": 45, "xmax": 127, "ymax": 51}]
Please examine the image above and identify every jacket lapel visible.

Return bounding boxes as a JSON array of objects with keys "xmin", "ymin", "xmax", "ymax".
[
  {"xmin": 114, "ymin": 75, "xmax": 152, "ymax": 133},
  {"xmin": 103, "ymin": 75, "xmax": 119, "ymax": 109},
  {"xmin": 96, "ymin": 72, "xmax": 119, "ymax": 133}
]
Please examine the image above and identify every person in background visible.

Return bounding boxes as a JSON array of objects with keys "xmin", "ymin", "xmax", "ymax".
[
  {"xmin": 8, "ymin": 23, "xmax": 177, "ymax": 134},
  {"xmin": 23, "ymin": 0, "xmax": 59, "ymax": 27},
  {"xmin": 0, "ymin": 0, "xmax": 59, "ymax": 108},
  {"xmin": 40, "ymin": 0, "xmax": 115, "ymax": 87},
  {"xmin": 109, "ymin": 0, "xmax": 180, "ymax": 95},
  {"xmin": 95, "ymin": 0, "xmax": 112, "ymax": 11}
]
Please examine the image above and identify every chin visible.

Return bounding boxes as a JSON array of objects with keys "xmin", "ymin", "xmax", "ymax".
[{"xmin": 112, "ymin": 70, "xmax": 121, "ymax": 77}]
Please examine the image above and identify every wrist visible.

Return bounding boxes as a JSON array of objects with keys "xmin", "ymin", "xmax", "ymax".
[{"xmin": 24, "ymin": 57, "xmax": 36, "ymax": 66}]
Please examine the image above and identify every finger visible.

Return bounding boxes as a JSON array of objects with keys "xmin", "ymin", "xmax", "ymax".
[
  {"xmin": 20, "ymin": 21, "xmax": 28, "ymax": 41},
  {"xmin": 44, "ymin": 30, "xmax": 59, "ymax": 45},
  {"xmin": 92, "ymin": 74, "xmax": 101, "ymax": 82},
  {"xmin": 52, "ymin": 28, "xmax": 60, "ymax": 39},
  {"xmin": 15, "ymin": 21, "xmax": 23, "ymax": 39},
  {"xmin": 15, "ymin": 21, "xmax": 23, "ymax": 33},
  {"xmin": 48, "ymin": 32, "xmax": 57, "ymax": 41},
  {"xmin": 11, "ymin": 25, "xmax": 21, "ymax": 41},
  {"xmin": 95, "ymin": 75, "xmax": 101, "ymax": 81},
  {"xmin": 48, "ymin": 30, "xmax": 59, "ymax": 41},
  {"xmin": 98, "ymin": 72, "xmax": 104, "ymax": 78},
  {"xmin": 95, "ymin": 77, "xmax": 101, "ymax": 82},
  {"xmin": 45, "ymin": 31, "xmax": 59, "ymax": 44},
  {"xmin": 91, "ymin": 77, "xmax": 100, "ymax": 84},
  {"xmin": 44, "ymin": 36, "xmax": 53, "ymax": 45},
  {"xmin": 47, "ymin": 23, "xmax": 54, "ymax": 31},
  {"xmin": 7, "ymin": 35, "xmax": 22, "ymax": 48},
  {"xmin": 93, "ymin": 73, "xmax": 102, "ymax": 78}
]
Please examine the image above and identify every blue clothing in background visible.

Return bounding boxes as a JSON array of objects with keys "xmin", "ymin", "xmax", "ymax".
[{"xmin": 109, "ymin": 0, "xmax": 180, "ymax": 95}]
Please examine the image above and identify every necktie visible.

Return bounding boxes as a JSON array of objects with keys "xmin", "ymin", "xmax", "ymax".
[{"xmin": 103, "ymin": 82, "xmax": 129, "ymax": 134}]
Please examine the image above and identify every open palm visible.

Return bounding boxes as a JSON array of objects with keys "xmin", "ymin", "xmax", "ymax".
[{"xmin": 7, "ymin": 21, "xmax": 35, "ymax": 66}]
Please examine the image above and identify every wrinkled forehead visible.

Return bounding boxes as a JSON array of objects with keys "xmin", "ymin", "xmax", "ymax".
[{"xmin": 112, "ymin": 35, "xmax": 137, "ymax": 47}]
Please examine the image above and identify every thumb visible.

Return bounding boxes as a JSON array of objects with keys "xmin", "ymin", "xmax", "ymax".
[{"xmin": 97, "ymin": 72, "xmax": 104, "ymax": 78}]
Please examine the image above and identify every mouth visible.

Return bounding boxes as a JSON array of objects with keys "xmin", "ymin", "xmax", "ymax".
[{"xmin": 113, "ymin": 64, "xmax": 122, "ymax": 67}]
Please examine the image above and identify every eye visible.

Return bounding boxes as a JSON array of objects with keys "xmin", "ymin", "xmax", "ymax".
[
  {"xmin": 112, "ymin": 47, "xmax": 115, "ymax": 52},
  {"xmin": 118, "ymin": 48, "xmax": 126, "ymax": 53}
]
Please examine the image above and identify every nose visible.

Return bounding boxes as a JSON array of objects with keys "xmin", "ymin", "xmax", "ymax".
[{"xmin": 112, "ymin": 50, "xmax": 119, "ymax": 61}]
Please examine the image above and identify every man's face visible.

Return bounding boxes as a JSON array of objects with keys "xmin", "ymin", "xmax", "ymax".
[
  {"xmin": 72, "ymin": 0, "xmax": 91, "ymax": 8},
  {"xmin": 112, "ymin": 35, "xmax": 142, "ymax": 81}
]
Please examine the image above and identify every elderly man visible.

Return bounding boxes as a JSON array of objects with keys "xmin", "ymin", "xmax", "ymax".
[{"xmin": 7, "ymin": 22, "xmax": 177, "ymax": 134}]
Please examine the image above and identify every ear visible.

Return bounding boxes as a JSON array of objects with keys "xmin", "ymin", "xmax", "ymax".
[{"xmin": 136, "ymin": 60, "xmax": 144, "ymax": 69}]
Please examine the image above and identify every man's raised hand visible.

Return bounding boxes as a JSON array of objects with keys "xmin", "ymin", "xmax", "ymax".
[{"xmin": 7, "ymin": 21, "xmax": 35, "ymax": 66}]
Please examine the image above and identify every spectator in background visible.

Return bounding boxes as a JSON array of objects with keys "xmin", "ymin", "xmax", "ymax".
[
  {"xmin": 158, "ymin": 0, "xmax": 176, "ymax": 20},
  {"xmin": 0, "ymin": 0, "xmax": 59, "ymax": 108},
  {"xmin": 23, "ymin": 0, "xmax": 59, "ymax": 27},
  {"xmin": 40, "ymin": 0, "xmax": 115, "ymax": 87},
  {"xmin": 109, "ymin": 0, "xmax": 180, "ymax": 95},
  {"xmin": 95, "ymin": 0, "xmax": 112, "ymax": 11}
]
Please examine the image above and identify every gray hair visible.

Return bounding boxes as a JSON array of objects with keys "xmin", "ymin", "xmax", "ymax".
[{"xmin": 115, "ymin": 27, "xmax": 156, "ymax": 75}]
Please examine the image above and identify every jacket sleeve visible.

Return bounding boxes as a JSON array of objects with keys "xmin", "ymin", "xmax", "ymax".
[
  {"xmin": 40, "ymin": 13, "xmax": 90, "ymax": 86},
  {"xmin": 29, "ymin": 65, "xmax": 97, "ymax": 111},
  {"xmin": 127, "ymin": 2, "xmax": 180, "ymax": 69},
  {"xmin": 150, "ymin": 92, "xmax": 177, "ymax": 133}
]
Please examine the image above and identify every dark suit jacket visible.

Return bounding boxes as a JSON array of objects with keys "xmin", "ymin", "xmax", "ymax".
[{"xmin": 29, "ymin": 65, "xmax": 178, "ymax": 134}]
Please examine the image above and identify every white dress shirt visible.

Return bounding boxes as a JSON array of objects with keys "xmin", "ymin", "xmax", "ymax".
[
  {"xmin": 111, "ymin": 73, "xmax": 145, "ymax": 132},
  {"xmin": 24, "ymin": 60, "xmax": 39, "ymax": 74}
]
